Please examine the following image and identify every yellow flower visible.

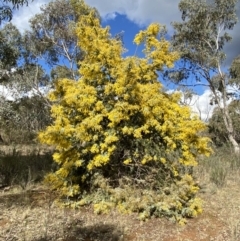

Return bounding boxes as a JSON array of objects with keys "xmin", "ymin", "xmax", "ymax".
[
  {"xmin": 123, "ymin": 158, "xmax": 132, "ymax": 165},
  {"xmin": 160, "ymin": 158, "xmax": 166, "ymax": 164},
  {"xmin": 39, "ymin": 3, "xmax": 211, "ymax": 221}
]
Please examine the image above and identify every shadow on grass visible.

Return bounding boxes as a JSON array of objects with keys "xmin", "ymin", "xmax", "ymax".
[
  {"xmin": 0, "ymin": 152, "xmax": 54, "ymax": 189},
  {"xmin": 0, "ymin": 189, "xmax": 55, "ymax": 208},
  {"xmin": 33, "ymin": 223, "xmax": 124, "ymax": 241},
  {"xmin": 1, "ymin": 190, "xmax": 124, "ymax": 241},
  {"xmin": 65, "ymin": 223, "xmax": 123, "ymax": 241}
]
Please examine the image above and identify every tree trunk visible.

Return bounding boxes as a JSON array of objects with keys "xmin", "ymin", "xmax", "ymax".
[
  {"xmin": 0, "ymin": 134, "xmax": 3, "ymax": 143},
  {"xmin": 228, "ymin": 134, "xmax": 240, "ymax": 154},
  {"xmin": 221, "ymin": 103, "xmax": 240, "ymax": 154},
  {"xmin": 211, "ymin": 79, "xmax": 240, "ymax": 154}
]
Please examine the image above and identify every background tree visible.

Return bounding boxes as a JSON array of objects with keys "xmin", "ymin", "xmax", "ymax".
[
  {"xmin": 0, "ymin": 23, "xmax": 21, "ymax": 82},
  {"xmin": 169, "ymin": 0, "xmax": 239, "ymax": 153},
  {"xmin": 0, "ymin": 22, "xmax": 52, "ymax": 144},
  {"xmin": 24, "ymin": 0, "xmax": 100, "ymax": 81},
  {"xmin": 0, "ymin": 63, "xmax": 51, "ymax": 144},
  {"xmin": 39, "ymin": 3, "xmax": 211, "ymax": 223},
  {"xmin": 209, "ymin": 54, "xmax": 240, "ymax": 147},
  {"xmin": 208, "ymin": 100, "xmax": 240, "ymax": 147},
  {"xmin": 0, "ymin": 0, "xmax": 29, "ymax": 25},
  {"xmin": 0, "ymin": 96, "xmax": 51, "ymax": 144},
  {"xmin": 0, "ymin": 0, "xmax": 100, "ymax": 144},
  {"xmin": 229, "ymin": 54, "xmax": 240, "ymax": 97}
]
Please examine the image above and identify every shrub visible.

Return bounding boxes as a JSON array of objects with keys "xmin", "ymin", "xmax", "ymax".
[
  {"xmin": 39, "ymin": 1, "xmax": 212, "ymax": 223},
  {"xmin": 0, "ymin": 147, "xmax": 53, "ymax": 188}
]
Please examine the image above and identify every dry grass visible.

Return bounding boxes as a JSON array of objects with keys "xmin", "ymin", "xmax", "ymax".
[
  {"xmin": 0, "ymin": 144, "xmax": 54, "ymax": 156},
  {"xmin": 1, "ymin": 147, "xmax": 240, "ymax": 241}
]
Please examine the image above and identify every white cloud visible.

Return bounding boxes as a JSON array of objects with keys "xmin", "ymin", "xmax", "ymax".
[
  {"xmin": 104, "ymin": 12, "xmax": 117, "ymax": 21},
  {"xmin": 11, "ymin": 0, "xmax": 50, "ymax": 33},
  {"xmin": 184, "ymin": 88, "xmax": 236, "ymax": 122},
  {"xmin": 167, "ymin": 89, "xmax": 216, "ymax": 121},
  {"xmin": 85, "ymin": 0, "xmax": 181, "ymax": 29},
  {"xmin": 189, "ymin": 90, "xmax": 216, "ymax": 122},
  {"xmin": 0, "ymin": 85, "xmax": 15, "ymax": 101},
  {"xmin": 10, "ymin": 0, "xmax": 240, "ymax": 60},
  {"xmin": 11, "ymin": 0, "xmax": 181, "ymax": 33},
  {"xmin": 0, "ymin": 83, "xmax": 51, "ymax": 101}
]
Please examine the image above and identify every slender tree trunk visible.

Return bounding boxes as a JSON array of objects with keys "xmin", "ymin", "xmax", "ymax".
[
  {"xmin": 0, "ymin": 134, "xmax": 4, "ymax": 143},
  {"xmin": 221, "ymin": 106, "xmax": 240, "ymax": 154},
  {"xmin": 220, "ymin": 70, "xmax": 240, "ymax": 154},
  {"xmin": 210, "ymin": 76, "xmax": 240, "ymax": 154},
  {"xmin": 228, "ymin": 134, "xmax": 240, "ymax": 153}
]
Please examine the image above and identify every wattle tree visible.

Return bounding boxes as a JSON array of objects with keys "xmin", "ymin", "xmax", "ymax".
[{"xmin": 39, "ymin": 1, "xmax": 211, "ymax": 223}]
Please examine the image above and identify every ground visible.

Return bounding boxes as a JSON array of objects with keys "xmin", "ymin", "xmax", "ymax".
[
  {"xmin": 1, "ymin": 168, "xmax": 240, "ymax": 241},
  {"xmin": 1, "ymin": 145, "xmax": 240, "ymax": 241}
]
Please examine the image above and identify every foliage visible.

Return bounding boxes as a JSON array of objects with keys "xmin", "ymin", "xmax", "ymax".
[
  {"xmin": 0, "ymin": 57, "xmax": 52, "ymax": 144},
  {"xmin": 0, "ymin": 23, "xmax": 52, "ymax": 144},
  {"xmin": 169, "ymin": 0, "xmax": 240, "ymax": 153},
  {"xmin": 0, "ymin": 0, "xmax": 29, "ymax": 25},
  {"xmin": 0, "ymin": 96, "xmax": 51, "ymax": 144},
  {"xmin": 208, "ymin": 100, "xmax": 240, "ymax": 146},
  {"xmin": 76, "ymin": 173, "xmax": 203, "ymax": 224},
  {"xmin": 0, "ymin": 148, "xmax": 53, "ymax": 189},
  {"xmin": 171, "ymin": 0, "xmax": 237, "ymax": 78},
  {"xmin": 24, "ymin": 0, "xmax": 100, "ymax": 81},
  {"xmin": 208, "ymin": 55, "xmax": 240, "ymax": 147},
  {"xmin": 210, "ymin": 163, "xmax": 228, "ymax": 187},
  {"xmin": 0, "ymin": 23, "xmax": 21, "ymax": 82},
  {"xmin": 229, "ymin": 55, "xmax": 240, "ymax": 94},
  {"xmin": 0, "ymin": 0, "xmax": 101, "ymax": 145},
  {"xmin": 195, "ymin": 145, "xmax": 240, "ymax": 189},
  {"xmin": 39, "ymin": 2, "xmax": 212, "ymax": 222}
]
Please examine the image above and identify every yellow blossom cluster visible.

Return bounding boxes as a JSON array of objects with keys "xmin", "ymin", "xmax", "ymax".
[{"xmin": 39, "ymin": 0, "xmax": 211, "ymax": 221}]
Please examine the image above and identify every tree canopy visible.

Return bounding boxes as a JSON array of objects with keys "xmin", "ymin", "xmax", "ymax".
[
  {"xmin": 24, "ymin": 0, "xmax": 100, "ymax": 81},
  {"xmin": 39, "ymin": 2, "xmax": 211, "ymax": 223},
  {"xmin": 0, "ymin": 0, "xmax": 29, "ymax": 25},
  {"xmin": 169, "ymin": 0, "xmax": 239, "ymax": 153},
  {"xmin": 0, "ymin": 0, "xmax": 101, "ymax": 144}
]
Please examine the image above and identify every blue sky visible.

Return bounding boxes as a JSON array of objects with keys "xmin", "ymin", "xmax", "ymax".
[
  {"xmin": 4, "ymin": 0, "xmax": 240, "ymax": 120},
  {"xmin": 102, "ymin": 13, "xmax": 144, "ymax": 58},
  {"xmin": 10, "ymin": 0, "xmax": 240, "ymax": 67},
  {"xmin": 10, "ymin": 0, "xmax": 240, "ymax": 78},
  {"xmin": 102, "ymin": 14, "xmax": 207, "ymax": 94}
]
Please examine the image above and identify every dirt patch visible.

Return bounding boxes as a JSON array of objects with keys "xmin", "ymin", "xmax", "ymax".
[
  {"xmin": 1, "ymin": 147, "xmax": 240, "ymax": 241},
  {"xmin": 1, "ymin": 179, "xmax": 240, "ymax": 241}
]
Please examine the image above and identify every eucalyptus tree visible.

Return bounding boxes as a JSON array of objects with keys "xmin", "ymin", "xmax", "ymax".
[
  {"xmin": 0, "ymin": 95, "xmax": 51, "ymax": 144},
  {"xmin": 229, "ymin": 55, "xmax": 240, "ymax": 93},
  {"xmin": 169, "ymin": 0, "xmax": 240, "ymax": 153},
  {"xmin": 0, "ymin": 0, "xmax": 101, "ymax": 144},
  {"xmin": 208, "ymin": 99, "xmax": 240, "ymax": 147},
  {"xmin": 23, "ymin": 0, "xmax": 100, "ymax": 81},
  {"xmin": 0, "ymin": 22, "xmax": 50, "ymax": 99},
  {"xmin": 0, "ymin": 22, "xmax": 51, "ymax": 143},
  {"xmin": 0, "ymin": 0, "xmax": 29, "ymax": 24},
  {"xmin": 0, "ymin": 23, "xmax": 21, "ymax": 82}
]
